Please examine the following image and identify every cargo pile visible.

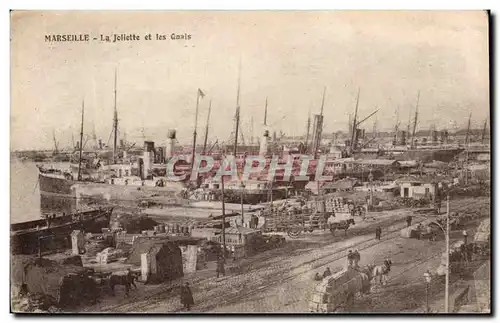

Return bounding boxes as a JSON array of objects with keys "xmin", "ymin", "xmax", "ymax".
[{"xmin": 309, "ymin": 268, "xmax": 370, "ymax": 313}]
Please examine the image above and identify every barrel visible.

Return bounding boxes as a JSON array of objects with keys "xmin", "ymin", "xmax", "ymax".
[
  {"xmin": 158, "ymin": 223, "xmax": 166, "ymax": 233},
  {"xmin": 173, "ymin": 223, "xmax": 180, "ymax": 233}
]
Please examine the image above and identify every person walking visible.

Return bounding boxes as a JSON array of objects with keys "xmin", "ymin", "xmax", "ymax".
[
  {"xmin": 180, "ymin": 282, "xmax": 194, "ymax": 311},
  {"xmin": 375, "ymin": 226, "xmax": 382, "ymax": 240}
]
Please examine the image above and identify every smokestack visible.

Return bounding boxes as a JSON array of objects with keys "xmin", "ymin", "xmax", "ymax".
[
  {"xmin": 166, "ymin": 129, "xmax": 176, "ymax": 159},
  {"xmin": 399, "ymin": 131, "xmax": 407, "ymax": 146},
  {"xmin": 120, "ymin": 139, "xmax": 124, "ymax": 149},
  {"xmin": 259, "ymin": 130, "xmax": 270, "ymax": 156},
  {"xmin": 143, "ymin": 141, "xmax": 155, "ymax": 179},
  {"xmin": 76, "ymin": 141, "xmax": 80, "ymax": 150},
  {"xmin": 98, "ymin": 139, "xmax": 102, "ymax": 150}
]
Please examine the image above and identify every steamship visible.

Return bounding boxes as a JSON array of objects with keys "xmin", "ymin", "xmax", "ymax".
[{"xmin": 384, "ymin": 130, "xmax": 464, "ymax": 163}]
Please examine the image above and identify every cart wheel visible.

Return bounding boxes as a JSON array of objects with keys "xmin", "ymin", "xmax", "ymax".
[{"xmin": 287, "ymin": 226, "xmax": 302, "ymax": 238}]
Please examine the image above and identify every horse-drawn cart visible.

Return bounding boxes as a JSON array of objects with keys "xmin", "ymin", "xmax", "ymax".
[{"xmin": 263, "ymin": 212, "xmax": 332, "ymax": 238}]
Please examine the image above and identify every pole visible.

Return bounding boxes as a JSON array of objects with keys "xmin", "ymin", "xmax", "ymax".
[
  {"xmin": 240, "ymin": 185, "xmax": 244, "ymax": 226},
  {"xmin": 191, "ymin": 90, "xmax": 201, "ymax": 172},
  {"xmin": 221, "ymin": 176, "xmax": 226, "ymax": 259},
  {"xmin": 445, "ymin": 195, "xmax": 450, "ymax": 313},
  {"xmin": 426, "ymin": 282, "xmax": 430, "ymax": 313},
  {"xmin": 38, "ymin": 236, "xmax": 42, "ymax": 259},
  {"xmin": 77, "ymin": 100, "xmax": 84, "ymax": 181},
  {"xmin": 202, "ymin": 100, "xmax": 212, "ymax": 155}
]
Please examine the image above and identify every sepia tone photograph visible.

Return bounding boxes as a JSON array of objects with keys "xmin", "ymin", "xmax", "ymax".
[{"xmin": 9, "ymin": 10, "xmax": 491, "ymax": 314}]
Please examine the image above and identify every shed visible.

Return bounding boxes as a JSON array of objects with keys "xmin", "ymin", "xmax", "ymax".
[{"xmin": 126, "ymin": 239, "xmax": 183, "ymax": 283}]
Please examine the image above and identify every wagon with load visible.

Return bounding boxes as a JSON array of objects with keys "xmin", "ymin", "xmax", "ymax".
[{"xmin": 309, "ymin": 267, "xmax": 371, "ymax": 312}]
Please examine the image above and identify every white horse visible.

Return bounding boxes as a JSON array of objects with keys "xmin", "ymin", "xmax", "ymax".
[{"xmin": 371, "ymin": 259, "xmax": 392, "ymax": 286}]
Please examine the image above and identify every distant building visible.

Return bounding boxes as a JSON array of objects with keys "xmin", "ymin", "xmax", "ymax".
[{"xmin": 398, "ymin": 178, "xmax": 437, "ymax": 199}]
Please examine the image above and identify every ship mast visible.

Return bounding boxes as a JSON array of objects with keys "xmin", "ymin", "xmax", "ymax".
[
  {"xmin": 410, "ymin": 91, "xmax": 420, "ymax": 149},
  {"xmin": 77, "ymin": 100, "xmax": 85, "ymax": 181},
  {"xmin": 465, "ymin": 112, "xmax": 472, "ymax": 147},
  {"xmin": 250, "ymin": 115, "xmax": 254, "ymax": 145},
  {"xmin": 313, "ymin": 86, "xmax": 326, "ymax": 159},
  {"xmin": 465, "ymin": 112, "xmax": 472, "ymax": 185},
  {"xmin": 191, "ymin": 88, "xmax": 204, "ymax": 172},
  {"xmin": 112, "ymin": 68, "xmax": 118, "ymax": 164},
  {"xmin": 52, "ymin": 130, "xmax": 58, "ymax": 154},
  {"xmin": 232, "ymin": 60, "xmax": 242, "ymax": 158},
  {"xmin": 202, "ymin": 100, "xmax": 212, "ymax": 154},
  {"xmin": 350, "ymin": 88, "xmax": 360, "ymax": 152},
  {"xmin": 481, "ymin": 117, "xmax": 488, "ymax": 144},
  {"xmin": 394, "ymin": 106, "xmax": 400, "ymax": 144}
]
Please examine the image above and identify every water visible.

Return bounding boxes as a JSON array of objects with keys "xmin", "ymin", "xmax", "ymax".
[{"xmin": 10, "ymin": 160, "xmax": 74, "ymax": 224}]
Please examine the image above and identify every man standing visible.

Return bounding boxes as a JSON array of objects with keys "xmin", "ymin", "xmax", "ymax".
[
  {"xmin": 375, "ymin": 226, "xmax": 382, "ymax": 240},
  {"xmin": 462, "ymin": 230, "xmax": 468, "ymax": 245},
  {"xmin": 180, "ymin": 282, "xmax": 194, "ymax": 311},
  {"xmin": 352, "ymin": 249, "xmax": 361, "ymax": 268},
  {"xmin": 216, "ymin": 255, "xmax": 225, "ymax": 278},
  {"xmin": 347, "ymin": 250, "xmax": 354, "ymax": 268},
  {"xmin": 406, "ymin": 215, "xmax": 413, "ymax": 228}
]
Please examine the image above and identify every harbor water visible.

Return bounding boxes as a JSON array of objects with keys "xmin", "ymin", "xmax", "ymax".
[{"xmin": 10, "ymin": 160, "xmax": 75, "ymax": 224}]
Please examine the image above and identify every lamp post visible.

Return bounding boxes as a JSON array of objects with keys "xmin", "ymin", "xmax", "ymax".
[
  {"xmin": 445, "ymin": 195, "xmax": 450, "ymax": 313},
  {"xmin": 413, "ymin": 194, "xmax": 450, "ymax": 313},
  {"xmin": 240, "ymin": 181, "xmax": 245, "ymax": 226},
  {"xmin": 424, "ymin": 270, "xmax": 432, "ymax": 313},
  {"xmin": 368, "ymin": 169, "xmax": 374, "ymax": 210}
]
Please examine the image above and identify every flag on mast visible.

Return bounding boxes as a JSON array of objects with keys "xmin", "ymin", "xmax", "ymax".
[{"xmin": 198, "ymin": 88, "xmax": 205, "ymax": 98}]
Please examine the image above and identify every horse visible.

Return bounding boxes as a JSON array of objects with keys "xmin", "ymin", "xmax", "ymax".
[
  {"xmin": 108, "ymin": 271, "xmax": 140, "ymax": 297},
  {"xmin": 371, "ymin": 259, "xmax": 392, "ymax": 286},
  {"xmin": 330, "ymin": 219, "xmax": 356, "ymax": 237}
]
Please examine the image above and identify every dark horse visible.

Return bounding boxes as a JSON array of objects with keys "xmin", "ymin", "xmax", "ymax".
[
  {"xmin": 329, "ymin": 219, "xmax": 356, "ymax": 237},
  {"xmin": 108, "ymin": 270, "xmax": 140, "ymax": 297}
]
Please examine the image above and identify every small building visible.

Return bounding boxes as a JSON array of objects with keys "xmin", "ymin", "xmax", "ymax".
[
  {"xmin": 322, "ymin": 178, "xmax": 359, "ymax": 193},
  {"xmin": 398, "ymin": 179, "xmax": 437, "ymax": 199}
]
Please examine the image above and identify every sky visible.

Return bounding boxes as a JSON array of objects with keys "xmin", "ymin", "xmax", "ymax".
[{"xmin": 10, "ymin": 11, "xmax": 489, "ymax": 151}]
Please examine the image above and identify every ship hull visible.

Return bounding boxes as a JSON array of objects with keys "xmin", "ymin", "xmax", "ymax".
[
  {"xmin": 390, "ymin": 148, "xmax": 464, "ymax": 163},
  {"xmin": 10, "ymin": 208, "xmax": 113, "ymax": 255},
  {"xmin": 38, "ymin": 172, "xmax": 75, "ymax": 196}
]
